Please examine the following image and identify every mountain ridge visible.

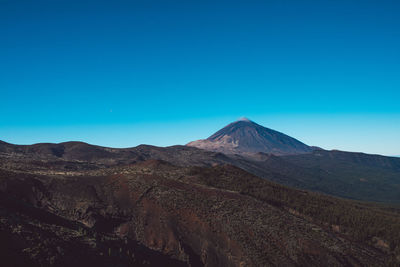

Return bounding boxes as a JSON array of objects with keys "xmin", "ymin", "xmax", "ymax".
[{"xmin": 2, "ymin": 139, "xmax": 400, "ymax": 203}]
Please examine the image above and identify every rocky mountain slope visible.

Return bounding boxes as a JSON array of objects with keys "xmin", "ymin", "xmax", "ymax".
[
  {"xmin": 185, "ymin": 119, "xmax": 400, "ymax": 203},
  {"xmin": 1, "ymin": 150, "xmax": 400, "ymax": 266},
  {"xmin": 187, "ymin": 118, "xmax": 312, "ymax": 155}
]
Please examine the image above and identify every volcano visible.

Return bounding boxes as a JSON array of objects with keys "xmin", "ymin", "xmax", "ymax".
[{"xmin": 187, "ymin": 118, "xmax": 312, "ymax": 155}]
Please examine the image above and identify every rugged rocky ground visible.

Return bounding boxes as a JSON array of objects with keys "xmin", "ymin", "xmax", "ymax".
[{"xmin": 1, "ymin": 143, "xmax": 400, "ymax": 266}]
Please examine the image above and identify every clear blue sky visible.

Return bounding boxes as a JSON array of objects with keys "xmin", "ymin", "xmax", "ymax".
[{"xmin": 1, "ymin": 0, "xmax": 399, "ymax": 155}]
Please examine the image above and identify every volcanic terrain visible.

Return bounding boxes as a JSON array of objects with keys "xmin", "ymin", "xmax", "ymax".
[{"xmin": 1, "ymin": 120, "xmax": 400, "ymax": 266}]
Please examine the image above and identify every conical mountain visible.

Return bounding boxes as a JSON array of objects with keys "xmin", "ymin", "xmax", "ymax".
[{"xmin": 187, "ymin": 118, "xmax": 312, "ymax": 155}]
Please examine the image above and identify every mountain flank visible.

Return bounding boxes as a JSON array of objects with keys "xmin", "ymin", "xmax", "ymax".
[{"xmin": 1, "ymin": 155, "xmax": 398, "ymax": 266}]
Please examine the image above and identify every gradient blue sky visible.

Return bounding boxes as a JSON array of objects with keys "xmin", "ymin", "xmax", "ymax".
[{"xmin": 1, "ymin": 0, "xmax": 399, "ymax": 155}]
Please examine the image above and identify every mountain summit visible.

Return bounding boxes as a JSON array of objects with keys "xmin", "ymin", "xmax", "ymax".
[{"xmin": 187, "ymin": 118, "xmax": 312, "ymax": 155}]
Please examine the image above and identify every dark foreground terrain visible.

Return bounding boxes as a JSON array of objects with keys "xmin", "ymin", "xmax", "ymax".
[{"xmin": 1, "ymin": 141, "xmax": 400, "ymax": 266}]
